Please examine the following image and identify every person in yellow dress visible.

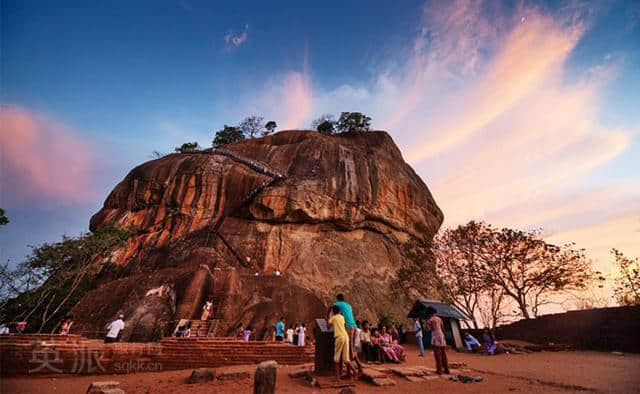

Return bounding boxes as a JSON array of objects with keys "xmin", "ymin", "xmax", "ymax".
[{"xmin": 328, "ymin": 305, "xmax": 358, "ymax": 382}]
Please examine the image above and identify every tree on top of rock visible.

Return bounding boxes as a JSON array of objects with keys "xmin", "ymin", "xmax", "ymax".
[
  {"xmin": 175, "ymin": 142, "xmax": 199, "ymax": 153},
  {"xmin": 336, "ymin": 112, "xmax": 371, "ymax": 133},
  {"xmin": 311, "ymin": 114, "xmax": 336, "ymax": 134},
  {"xmin": 0, "ymin": 208, "xmax": 8, "ymax": 226},
  {"xmin": 213, "ymin": 125, "xmax": 244, "ymax": 147},
  {"xmin": 264, "ymin": 120, "xmax": 277, "ymax": 136},
  {"xmin": 239, "ymin": 116, "xmax": 265, "ymax": 139}
]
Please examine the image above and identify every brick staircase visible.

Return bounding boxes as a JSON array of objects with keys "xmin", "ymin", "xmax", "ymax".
[
  {"xmin": 180, "ymin": 319, "xmax": 221, "ymax": 337},
  {"xmin": 0, "ymin": 334, "xmax": 313, "ymax": 375}
]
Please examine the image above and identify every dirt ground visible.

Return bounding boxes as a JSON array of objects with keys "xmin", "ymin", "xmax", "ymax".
[{"xmin": 2, "ymin": 343, "xmax": 639, "ymax": 394}]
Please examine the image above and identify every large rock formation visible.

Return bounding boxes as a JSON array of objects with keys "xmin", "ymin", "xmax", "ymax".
[{"xmin": 71, "ymin": 130, "xmax": 443, "ymax": 340}]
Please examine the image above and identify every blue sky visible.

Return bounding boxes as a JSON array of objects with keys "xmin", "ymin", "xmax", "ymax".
[{"xmin": 1, "ymin": 0, "xmax": 639, "ymax": 303}]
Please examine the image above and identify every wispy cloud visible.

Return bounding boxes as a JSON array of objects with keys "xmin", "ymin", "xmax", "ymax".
[
  {"xmin": 224, "ymin": 24, "xmax": 249, "ymax": 47},
  {"xmin": 232, "ymin": 0, "xmax": 637, "ymax": 301},
  {"xmin": 0, "ymin": 106, "xmax": 100, "ymax": 208}
]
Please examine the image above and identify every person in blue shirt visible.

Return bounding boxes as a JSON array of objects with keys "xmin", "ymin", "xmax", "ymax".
[
  {"xmin": 464, "ymin": 332, "xmax": 481, "ymax": 352},
  {"xmin": 275, "ymin": 317, "xmax": 285, "ymax": 341},
  {"xmin": 327, "ymin": 294, "xmax": 361, "ymax": 372}
]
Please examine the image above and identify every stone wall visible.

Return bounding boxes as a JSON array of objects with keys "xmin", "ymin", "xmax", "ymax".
[
  {"xmin": 495, "ymin": 306, "xmax": 640, "ymax": 353},
  {"xmin": 0, "ymin": 334, "xmax": 313, "ymax": 375}
]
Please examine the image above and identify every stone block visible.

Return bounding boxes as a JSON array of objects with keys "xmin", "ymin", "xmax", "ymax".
[
  {"xmin": 218, "ymin": 370, "xmax": 250, "ymax": 380},
  {"xmin": 254, "ymin": 361, "xmax": 277, "ymax": 394},
  {"xmin": 86, "ymin": 381, "xmax": 121, "ymax": 394}
]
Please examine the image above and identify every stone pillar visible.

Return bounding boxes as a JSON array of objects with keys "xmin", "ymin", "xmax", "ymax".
[{"xmin": 253, "ymin": 360, "xmax": 277, "ymax": 394}]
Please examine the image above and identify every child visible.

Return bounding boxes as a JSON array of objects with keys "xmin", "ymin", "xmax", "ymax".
[
  {"xmin": 328, "ymin": 305, "xmax": 358, "ymax": 382},
  {"xmin": 243, "ymin": 326, "xmax": 252, "ymax": 341},
  {"xmin": 286, "ymin": 325, "xmax": 295, "ymax": 344}
]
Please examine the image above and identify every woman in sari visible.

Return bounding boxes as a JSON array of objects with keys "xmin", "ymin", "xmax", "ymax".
[
  {"xmin": 389, "ymin": 326, "xmax": 406, "ymax": 361},
  {"xmin": 379, "ymin": 326, "xmax": 400, "ymax": 362}
]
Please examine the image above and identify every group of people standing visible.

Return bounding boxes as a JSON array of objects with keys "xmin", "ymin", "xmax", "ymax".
[
  {"xmin": 280, "ymin": 320, "xmax": 307, "ymax": 346},
  {"xmin": 326, "ymin": 295, "xmax": 452, "ymax": 380}
]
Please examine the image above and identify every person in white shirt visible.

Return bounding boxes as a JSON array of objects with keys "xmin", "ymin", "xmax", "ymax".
[
  {"xmin": 105, "ymin": 314, "xmax": 125, "ymax": 343},
  {"xmin": 297, "ymin": 323, "xmax": 306, "ymax": 346},
  {"xmin": 286, "ymin": 326, "xmax": 294, "ymax": 343},
  {"xmin": 353, "ymin": 321, "xmax": 362, "ymax": 353},
  {"xmin": 0, "ymin": 323, "xmax": 9, "ymax": 335}
]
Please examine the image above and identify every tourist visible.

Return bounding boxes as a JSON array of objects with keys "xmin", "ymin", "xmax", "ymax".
[
  {"xmin": 360, "ymin": 321, "xmax": 374, "ymax": 362},
  {"xmin": 105, "ymin": 314, "xmax": 125, "ymax": 344},
  {"xmin": 275, "ymin": 317, "xmax": 285, "ymax": 341},
  {"xmin": 328, "ymin": 305, "xmax": 358, "ymax": 382},
  {"xmin": 353, "ymin": 321, "xmax": 362, "ymax": 354},
  {"xmin": 465, "ymin": 332, "xmax": 481, "ymax": 352},
  {"xmin": 379, "ymin": 326, "xmax": 401, "ymax": 363},
  {"xmin": 293, "ymin": 323, "xmax": 300, "ymax": 345},
  {"xmin": 399, "ymin": 323, "xmax": 407, "ymax": 344},
  {"xmin": 0, "ymin": 322, "xmax": 8, "ymax": 335},
  {"xmin": 327, "ymin": 294, "xmax": 357, "ymax": 357},
  {"xmin": 369, "ymin": 328, "xmax": 383, "ymax": 363},
  {"xmin": 297, "ymin": 323, "xmax": 306, "ymax": 346},
  {"xmin": 243, "ymin": 326, "xmax": 252, "ymax": 341},
  {"xmin": 15, "ymin": 321, "xmax": 26, "ymax": 334},
  {"xmin": 60, "ymin": 318, "xmax": 73, "ymax": 335},
  {"xmin": 483, "ymin": 328, "xmax": 497, "ymax": 355},
  {"xmin": 201, "ymin": 300, "xmax": 213, "ymax": 321},
  {"xmin": 390, "ymin": 324, "xmax": 399, "ymax": 342},
  {"xmin": 183, "ymin": 321, "xmax": 192, "ymax": 338},
  {"xmin": 425, "ymin": 306, "xmax": 449, "ymax": 374},
  {"xmin": 175, "ymin": 323, "xmax": 187, "ymax": 337},
  {"xmin": 286, "ymin": 325, "xmax": 295, "ymax": 344},
  {"xmin": 414, "ymin": 317, "xmax": 425, "ymax": 357}
]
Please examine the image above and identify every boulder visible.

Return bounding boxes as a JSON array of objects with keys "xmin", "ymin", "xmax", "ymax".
[
  {"xmin": 69, "ymin": 130, "xmax": 443, "ymax": 340},
  {"xmin": 187, "ymin": 368, "xmax": 215, "ymax": 384}
]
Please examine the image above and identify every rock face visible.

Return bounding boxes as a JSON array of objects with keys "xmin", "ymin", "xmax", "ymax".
[{"xmin": 72, "ymin": 130, "xmax": 443, "ymax": 340}]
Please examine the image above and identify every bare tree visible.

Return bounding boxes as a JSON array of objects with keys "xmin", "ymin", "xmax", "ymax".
[
  {"xmin": 434, "ymin": 221, "xmax": 491, "ymax": 329},
  {"xmin": 480, "ymin": 228, "xmax": 594, "ymax": 319},
  {"xmin": 239, "ymin": 116, "xmax": 265, "ymax": 138},
  {"xmin": 612, "ymin": 248, "xmax": 640, "ymax": 306}
]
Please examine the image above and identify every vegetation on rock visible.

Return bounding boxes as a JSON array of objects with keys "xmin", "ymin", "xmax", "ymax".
[
  {"xmin": 0, "ymin": 208, "xmax": 8, "ymax": 226},
  {"xmin": 336, "ymin": 112, "xmax": 371, "ymax": 133}
]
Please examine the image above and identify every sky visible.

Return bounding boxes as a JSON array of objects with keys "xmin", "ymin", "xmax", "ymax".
[{"xmin": 1, "ymin": 0, "xmax": 639, "ymax": 308}]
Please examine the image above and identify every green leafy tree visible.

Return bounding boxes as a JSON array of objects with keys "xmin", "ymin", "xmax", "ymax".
[
  {"xmin": 317, "ymin": 121, "xmax": 335, "ymax": 134},
  {"xmin": 336, "ymin": 112, "xmax": 371, "ymax": 133},
  {"xmin": 264, "ymin": 120, "xmax": 277, "ymax": 136},
  {"xmin": 1, "ymin": 225, "xmax": 131, "ymax": 332},
  {"xmin": 0, "ymin": 208, "xmax": 8, "ymax": 226},
  {"xmin": 311, "ymin": 114, "xmax": 335, "ymax": 134},
  {"xmin": 175, "ymin": 142, "xmax": 199, "ymax": 153},
  {"xmin": 239, "ymin": 116, "xmax": 265, "ymax": 138},
  {"xmin": 612, "ymin": 248, "xmax": 640, "ymax": 306},
  {"xmin": 213, "ymin": 125, "xmax": 244, "ymax": 147}
]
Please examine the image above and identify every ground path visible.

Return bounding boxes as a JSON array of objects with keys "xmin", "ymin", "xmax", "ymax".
[{"xmin": 3, "ymin": 343, "xmax": 639, "ymax": 393}]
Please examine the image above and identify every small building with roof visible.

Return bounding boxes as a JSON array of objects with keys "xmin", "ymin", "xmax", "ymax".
[{"xmin": 407, "ymin": 299, "xmax": 470, "ymax": 349}]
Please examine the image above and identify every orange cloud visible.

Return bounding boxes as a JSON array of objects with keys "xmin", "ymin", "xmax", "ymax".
[
  {"xmin": 279, "ymin": 72, "xmax": 312, "ymax": 129},
  {"xmin": 0, "ymin": 106, "xmax": 99, "ymax": 207}
]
